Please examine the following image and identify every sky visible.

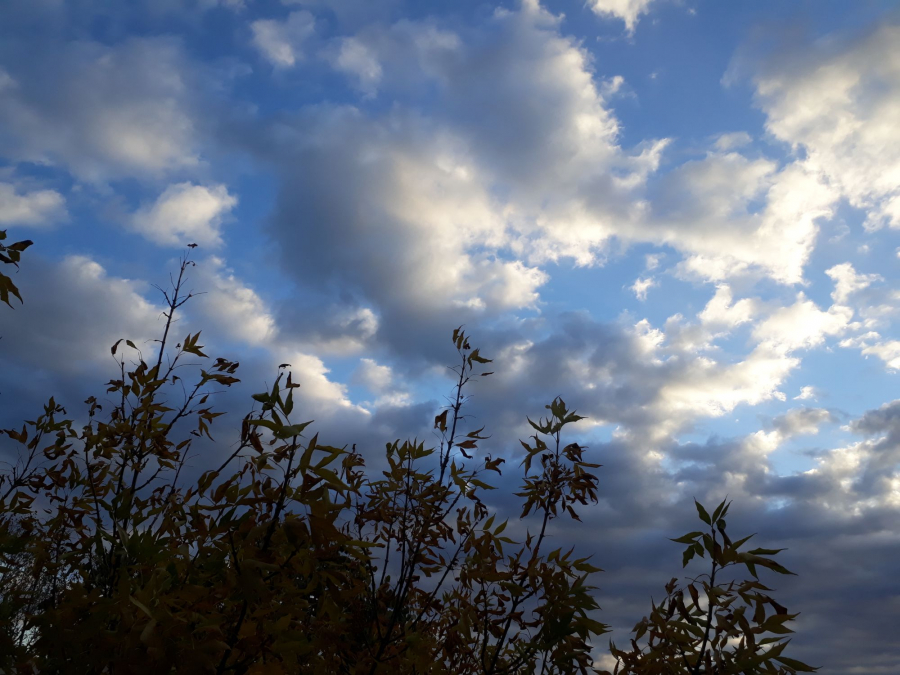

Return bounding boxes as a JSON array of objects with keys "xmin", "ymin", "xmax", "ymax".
[{"xmin": 2, "ymin": 0, "xmax": 900, "ymax": 670}]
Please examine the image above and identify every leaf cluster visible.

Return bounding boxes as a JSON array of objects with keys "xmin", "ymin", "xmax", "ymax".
[
  {"xmin": 0, "ymin": 229, "xmax": 33, "ymax": 308},
  {"xmin": 603, "ymin": 500, "xmax": 817, "ymax": 674},
  {"xmin": 0, "ymin": 253, "xmax": 816, "ymax": 674}
]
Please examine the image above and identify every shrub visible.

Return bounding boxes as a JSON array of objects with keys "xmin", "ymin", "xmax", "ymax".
[{"xmin": 0, "ymin": 248, "xmax": 815, "ymax": 674}]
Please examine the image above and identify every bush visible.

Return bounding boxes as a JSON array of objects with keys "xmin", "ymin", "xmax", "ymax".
[{"xmin": 0, "ymin": 247, "xmax": 816, "ymax": 674}]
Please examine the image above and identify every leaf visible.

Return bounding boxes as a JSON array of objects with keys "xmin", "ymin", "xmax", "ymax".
[
  {"xmin": 140, "ymin": 618, "xmax": 157, "ymax": 644},
  {"xmin": 670, "ymin": 531, "xmax": 703, "ymax": 544},
  {"xmin": 711, "ymin": 497, "xmax": 729, "ymax": 523},
  {"xmin": 130, "ymin": 596, "xmax": 153, "ymax": 618},
  {"xmin": 774, "ymin": 656, "xmax": 818, "ymax": 672},
  {"xmin": 434, "ymin": 409, "xmax": 448, "ymax": 432},
  {"xmin": 695, "ymin": 499, "xmax": 711, "ymax": 525},
  {"xmin": 682, "ymin": 546, "xmax": 696, "ymax": 568},
  {"xmin": 468, "ymin": 348, "xmax": 492, "ymax": 364}
]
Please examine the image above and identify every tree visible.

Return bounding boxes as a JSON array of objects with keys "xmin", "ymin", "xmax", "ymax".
[
  {"xmin": 603, "ymin": 500, "xmax": 817, "ymax": 674},
  {"xmin": 0, "ymin": 248, "xmax": 816, "ymax": 674},
  {"xmin": 0, "ymin": 229, "xmax": 33, "ymax": 308}
]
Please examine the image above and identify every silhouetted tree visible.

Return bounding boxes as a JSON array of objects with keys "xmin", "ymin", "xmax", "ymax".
[{"xmin": 0, "ymin": 246, "xmax": 815, "ymax": 674}]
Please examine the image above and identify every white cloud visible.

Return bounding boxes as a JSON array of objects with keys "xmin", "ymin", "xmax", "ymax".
[
  {"xmin": 0, "ymin": 183, "xmax": 66, "ymax": 226},
  {"xmin": 0, "ymin": 38, "xmax": 200, "ymax": 181},
  {"xmin": 753, "ymin": 293, "xmax": 852, "ymax": 353},
  {"xmin": 630, "ymin": 276, "xmax": 655, "ymax": 300},
  {"xmin": 352, "ymin": 358, "xmax": 410, "ymax": 407},
  {"xmin": 267, "ymin": 106, "xmax": 548, "ymax": 331},
  {"xmin": 644, "ymin": 253, "xmax": 662, "ymax": 270},
  {"xmin": 698, "ymin": 285, "xmax": 758, "ymax": 329},
  {"xmin": 262, "ymin": 2, "xmax": 673, "ymax": 330},
  {"xmin": 656, "ymin": 347, "xmax": 796, "ymax": 431},
  {"xmin": 587, "ymin": 0, "xmax": 659, "ymax": 34},
  {"xmin": 772, "ymin": 406, "xmax": 835, "ymax": 438},
  {"xmin": 847, "ymin": 336, "xmax": 900, "ymax": 371},
  {"xmin": 660, "ymin": 154, "xmax": 834, "ymax": 284},
  {"xmin": 826, "ymin": 262, "xmax": 882, "ymax": 304},
  {"xmin": 353, "ymin": 358, "xmax": 393, "ymax": 392},
  {"xmin": 713, "ymin": 131, "xmax": 752, "ymax": 151},
  {"xmin": 794, "ymin": 386, "xmax": 818, "ymax": 401},
  {"xmin": 752, "ymin": 24, "xmax": 900, "ymax": 230},
  {"xmin": 332, "ymin": 37, "xmax": 383, "ymax": 96},
  {"xmin": 192, "ymin": 256, "xmax": 277, "ymax": 346},
  {"xmin": 177, "ymin": 257, "xmax": 371, "ymax": 416},
  {"xmin": 132, "ymin": 183, "xmax": 237, "ymax": 247},
  {"xmin": 251, "ymin": 11, "xmax": 315, "ymax": 67}
]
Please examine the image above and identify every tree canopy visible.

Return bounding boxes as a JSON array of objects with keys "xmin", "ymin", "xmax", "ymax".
[{"xmin": 0, "ymin": 242, "xmax": 816, "ymax": 674}]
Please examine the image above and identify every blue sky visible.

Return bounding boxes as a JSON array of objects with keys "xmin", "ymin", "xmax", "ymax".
[{"xmin": 2, "ymin": 0, "xmax": 900, "ymax": 670}]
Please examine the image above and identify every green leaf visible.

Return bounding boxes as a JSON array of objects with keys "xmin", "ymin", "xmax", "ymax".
[
  {"xmin": 748, "ymin": 547, "xmax": 787, "ymax": 556},
  {"xmin": 670, "ymin": 531, "xmax": 703, "ymax": 544},
  {"xmin": 774, "ymin": 656, "xmax": 818, "ymax": 672},
  {"xmin": 695, "ymin": 499, "xmax": 711, "ymax": 525},
  {"xmin": 711, "ymin": 497, "xmax": 729, "ymax": 523}
]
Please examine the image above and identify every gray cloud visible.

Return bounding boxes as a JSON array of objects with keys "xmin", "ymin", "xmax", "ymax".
[{"xmin": 0, "ymin": 37, "xmax": 201, "ymax": 183}]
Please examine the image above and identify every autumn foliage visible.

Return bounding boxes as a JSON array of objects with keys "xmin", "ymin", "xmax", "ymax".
[{"xmin": 0, "ymin": 243, "xmax": 816, "ymax": 673}]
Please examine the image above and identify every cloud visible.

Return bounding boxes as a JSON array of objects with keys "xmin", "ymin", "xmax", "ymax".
[
  {"xmin": 261, "ymin": 104, "xmax": 548, "ymax": 358},
  {"xmin": 658, "ymin": 154, "xmax": 835, "ymax": 284},
  {"xmin": 330, "ymin": 37, "xmax": 383, "ymax": 96},
  {"xmin": 352, "ymin": 358, "xmax": 410, "ymax": 408},
  {"xmin": 132, "ymin": 183, "xmax": 237, "ymax": 247},
  {"xmin": 454, "ymin": 302, "xmax": 842, "ymax": 446},
  {"xmin": 826, "ymin": 262, "xmax": 882, "ymax": 304},
  {"xmin": 841, "ymin": 333, "xmax": 900, "ymax": 371},
  {"xmin": 587, "ymin": 0, "xmax": 660, "ymax": 34},
  {"xmin": 629, "ymin": 276, "xmax": 654, "ymax": 300},
  {"xmin": 793, "ymin": 385, "xmax": 818, "ymax": 401},
  {"xmin": 750, "ymin": 23, "xmax": 900, "ymax": 230},
  {"xmin": 251, "ymin": 10, "xmax": 316, "ymax": 67},
  {"xmin": 752, "ymin": 293, "xmax": 852, "ymax": 353},
  {"xmin": 190, "ymin": 256, "xmax": 277, "ymax": 346},
  {"xmin": 0, "ymin": 255, "xmax": 162, "ymax": 377},
  {"xmin": 185, "ymin": 257, "xmax": 369, "ymax": 418},
  {"xmin": 698, "ymin": 285, "xmax": 758, "ymax": 329},
  {"xmin": 0, "ymin": 182, "xmax": 66, "ymax": 226},
  {"xmin": 713, "ymin": 131, "xmax": 752, "ymax": 151},
  {"xmin": 0, "ymin": 254, "xmax": 367, "ymax": 434},
  {"xmin": 0, "ymin": 38, "xmax": 200, "ymax": 181},
  {"xmin": 771, "ymin": 406, "xmax": 836, "ymax": 438},
  {"xmin": 255, "ymin": 2, "xmax": 673, "ymax": 361}
]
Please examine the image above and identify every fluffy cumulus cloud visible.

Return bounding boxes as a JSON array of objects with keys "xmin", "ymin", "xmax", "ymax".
[
  {"xmin": 657, "ymin": 154, "xmax": 834, "ymax": 284},
  {"xmin": 132, "ymin": 183, "xmax": 237, "ymax": 247},
  {"xmin": 352, "ymin": 358, "xmax": 410, "ymax": 407},
  {"xmin": 0, "ymin": 38, "xmax": 200, "ymax": 182},
  {"xmin": 259, "ymin": 1, "xmax": 674, "ymax": 358},
  {"xmin": 456, "ymin": 293, "xmax": 846, "ymax": 447},
  {"xmin": 251, "ymin": 10, "xmax": 316, "ymax": 67},
  {"xmin": 587, "ymin": 0, "xmax": 660, "ymax": 34},
  {"xmin": 752, "ymin": 23, "xmax": 900, "ymax": 230},
  {"xmin": 752, "ymin": 293, "xmax": 852, "ymax": 353},
  {"xmin": 698, "ymin": 285, "xmax": 759, "ymax": 328},
  {"xmin": 329, "ymin": 37, "xmax": 384, "ymax": 96},
  {"xmin": 0, "ymin": 255, "xmax": 162, "ymax": 378},
  {"xmin": 826, "ymin": 262, "xmax": 882, "ymax": 304},
  {"xmin": 0, "ymin": 182, "xmax": 66, "ymax": 226}
]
